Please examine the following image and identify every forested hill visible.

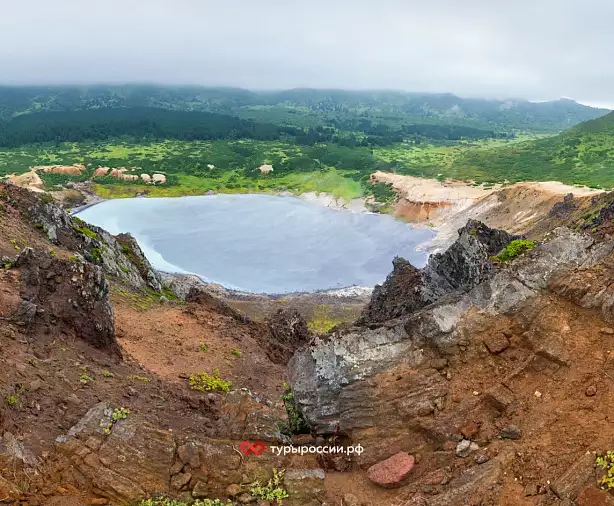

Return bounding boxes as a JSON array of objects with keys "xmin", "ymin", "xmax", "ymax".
[
  {"xmin": 448, "ymin": 111, "xmax": 614, "ymax": 187},
  {"xmin": 0, "ymin": 85, "xmax": 608, "ymax": 134},
  {"xmin": 0, "ymin": 108, "xmax": 296, "ymax": 147},
  {"xmin": 0, "ymin": 107, "xmax": 511, "ymax": 148}
]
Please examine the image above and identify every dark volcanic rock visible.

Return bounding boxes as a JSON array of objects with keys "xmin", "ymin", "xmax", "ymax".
[
  {"xmin": 358, "ymin": 257, "xmax": 423, "ymax": 324},
  {"xmin": 18, "ymin": 250, "xmax": 119, "ymax": 355},
  {"xmin": 359, "ymin": 220, "xmax": 520, "ymax": 323},
  {"xmin": 549, "ymin": 193, "xmax": 577, "ymax": 219},
  {"xmin": 264, "ymin": 308, "xmax": 311, "ymax": 362}
]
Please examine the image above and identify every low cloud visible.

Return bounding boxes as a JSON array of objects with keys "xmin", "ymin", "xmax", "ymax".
[{"xmin": 1, "ymin": 0, "xmax": 612, "ymax": 103}]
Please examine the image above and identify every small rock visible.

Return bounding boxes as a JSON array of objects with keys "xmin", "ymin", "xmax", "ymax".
[
  {"xmin": 171, "ymin": 472, "xmax": 192, "ymax": 490},
  {"xmin": 367, "ymin": 452, "xmax": 415, "ymax": 488},
  {"xmin": 483, "ymin": 333, "xmax": 510, "ymax": 354},
  {"xmin": 500, "ymin": 425, "xmax": 522, "ymax": 440},
  {"xmin": 600, "ymin": 328, "xmax": 614, "ymax": 335},
  {"xmin": 475, "ymin": 454, "xmax": 490, "ymax": 464},
  {"xmin": 524, "ymin": 484, "xmax": 540, "ymax": 496},
  {"xmin": 456, "ymin": 439, "xmax": 479, "ymax": 458},
  {"xmin": 577, "ymin": 486, "xmax": 614, "ymax": 505},
  {"xmin": 170, "ymin": 460, "xmax": 184, "ymax": 475},
  {"xmin": 237, "ymin": 492, "xmax": 254, "ymax": 503},
  {"xmin": 192, "ymin": 481, "xmax": 209, "ymax": 498},
  {"xmin": 90, "ymin": 499, "xmax": 109, "ymax": 505},
  {"xmin": 177, "ymin": 442, "xmax": 200, "ymax": 468},
  {"xmin": 585, "ymin": 385, "xmax": 597, "ymax": 397},
  {"xmin": 423, "ymin": 469, "xmax": 447, "ymax": 486},
  {"xmin": 226, "ymin": 484, "xmax": 242, "ymax": 497},
  {"xmin": 460, "ymin": 421, "xmax": 480, "ymax": 439},
  {"xmin": 430, "ymin": 358, "xmax": 448, "ymax": 371},
  {"xmin": 534, "ymin": 390, "xmax": 542, "ymax": 398}
]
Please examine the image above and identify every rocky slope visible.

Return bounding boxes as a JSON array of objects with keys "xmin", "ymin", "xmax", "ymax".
[
  {"xmin": 289, "ymin": 195, "xmax": 614, "ymax": 504},
  {"xmin": 4, "ymin": 180, "xmax": 614, "ymax": 505}
]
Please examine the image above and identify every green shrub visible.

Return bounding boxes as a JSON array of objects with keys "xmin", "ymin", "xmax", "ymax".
[
  {"xmin": 250, "ymin": 468, "xmax": 289, "ymax": 504},
  {"xmin": 231, "ymin": 348, "xmax": 241, "ymax": 357},
  {"xmin": 597, "ymin": 451, "xmax": 614, "ymax": 489},
  {"xmin": 278, "ymin": 383, "xmax": 309, "ymax": 436},
  {"xmin": 188, "ymin": 369, "xmax": 232, "ymax": 392},
  {"xmin": 493, "ymin": 239, "xmax": 536, "ymax": 262}
]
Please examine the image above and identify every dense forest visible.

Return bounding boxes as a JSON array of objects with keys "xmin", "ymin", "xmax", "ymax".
[
  {"xmin": 0, "ymin": 85, "xmax": 608, "ymax": 134},
  {"xmin": 0, "ymin": 107, "xmax": 509, "ymax": 149}
]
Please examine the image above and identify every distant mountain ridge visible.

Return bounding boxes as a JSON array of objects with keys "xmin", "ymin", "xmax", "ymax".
[{"xmin": 0, "ymin": 85, "xmax": 608, "ymax": 133}]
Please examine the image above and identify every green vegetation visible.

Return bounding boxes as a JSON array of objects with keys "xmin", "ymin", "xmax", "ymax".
[
  {"xmin": 103, "ymin": 407, "xmax": 131, "ymax": 435},
  {"xmin": 279, "ymin": 383, "xmax": 309, "ymax": 436},
  {"xmin": 307, "ymin": 304, "xmax": 347, "ymax": 334},
  {"xmin": 138, "ymin": 499, "xmax": 231, "ymax": 506},
  {"xmin": 5, "ymin": 394, "xmax": 19, "ymax": 407},
  {"xmin": 188, "ymin": 369, "xmax": 232, "ymax": 392},
  {"xmin": 0, "ymin": 86, "xmax": 612, "ymax": 195},
  {"xmin": 0, "ymin": 85, "xmax": 606, "ymax": 132},
  {"xmin": 231, "ymin": 348, "xmax": 241, "ymax": 357},
  {"xmin": 250, "ymin": 468, "xmax": 288, "ymax": 504},
  {"xmin": 79, "ymin": 374, "xmax": 94, "ymax": 384},
  {"xmin": 493, "ymin": 239, "xmax": 537, "ymax": 262},
  {"xmin": 129, "ymin": 375, "xmax": 151, "ymax": 383},
  {"xmin": 597, "ymin": 451, "xmax": 614, "ymax": 490},
  {"xmin": 200, "ymin": 343, "xmax": 208, "ymax": 353}
]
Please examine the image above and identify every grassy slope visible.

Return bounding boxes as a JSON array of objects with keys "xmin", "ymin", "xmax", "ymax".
[
  {"xmin": 4, "ymin": 115, "xmax": 614, "ymax": 196},
  {"xmin": 0, "ymin": 136, "xmax": 545, "ymax": 199},
  {"xmin": 445, "ymin": 112, "xmax": 614, "ymax": 187}
]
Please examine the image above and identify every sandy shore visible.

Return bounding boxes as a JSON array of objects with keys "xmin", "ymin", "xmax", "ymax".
[{"xmin": 296, "ymin": 191, "xmax": 368, "ymax": 213}]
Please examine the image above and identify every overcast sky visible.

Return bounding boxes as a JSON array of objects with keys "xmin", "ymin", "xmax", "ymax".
[{"xmin": 1, "ymin": 0, "xmax": 613, "ymax": 106}]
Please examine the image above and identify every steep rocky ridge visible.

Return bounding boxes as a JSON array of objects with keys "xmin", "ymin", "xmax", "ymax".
[
  {"xmin": 359, "ymin": 220, "xmax": 520, "ymax": 323},
  {"xmin": 290, "ymin": 209, "xmax": 614, "ymax": 504}
]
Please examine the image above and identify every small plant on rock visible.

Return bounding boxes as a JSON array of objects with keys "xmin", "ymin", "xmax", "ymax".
[
  {"xmin": 493, "ymin": 239, "xmax": 536, "ymax": 262},
  {"xmin": 6, "ymin": 394, "xmax": 19, "ymax": 407},
  {"xmin": 138, "ymin": 498, "xmax": 232, "ymax": 506},
  {"xmin": 79, "ymin": 374, "xmax": 94, "ymax": 385},
  {"xmin": 130, "ymin": 375, "xmax": 151, "ymax": 383},
  {"xmin": 597, "ymin": 451, "xmax": 614, "ymax": 489},
  {"xmin": 249, "ymin": 468, "xmax": 289, "ymax": 505},
  {"xmin": 102, "ymin": 369, "xmax": 115, "ymax": 378},
  {"xmin": 103, "ymin": 407, "xmax": 131, "ymax": 435},
  {"xmin": 188, "ymin": 369, "xmax": 232, "ymax": 392},
  {"xmin": 278, "ymin": 382, "xmax": 309, "ymax": 436}
]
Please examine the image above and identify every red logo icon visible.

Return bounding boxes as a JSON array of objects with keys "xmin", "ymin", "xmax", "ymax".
[{"xmin": 239, "ymin": 441, "xmax": 267, "ymax": 456}]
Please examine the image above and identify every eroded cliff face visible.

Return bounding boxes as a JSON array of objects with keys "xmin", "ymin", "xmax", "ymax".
[{"xmin": 289, "ymin": 216, "xmax": 614, "ymax": 504}]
